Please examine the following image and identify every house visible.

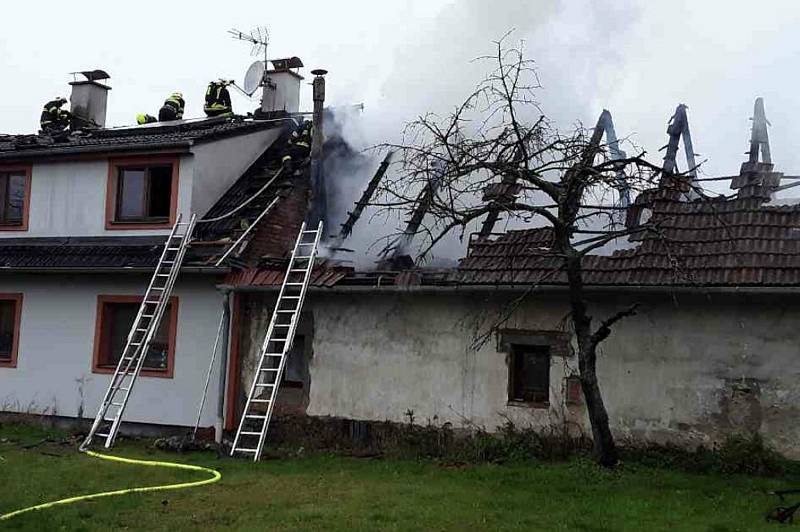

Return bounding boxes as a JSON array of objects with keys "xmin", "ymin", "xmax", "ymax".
[
  {"xmin": 222, "ymin": 140, "xmax": 800, "ymax": 460},
  {"xmin": 2, "ymin": 67, "xmax": 799, "ymax": 461},
  {"xmin": 0, "ymin": 69, "xmax": 312, "ymax": 439}
]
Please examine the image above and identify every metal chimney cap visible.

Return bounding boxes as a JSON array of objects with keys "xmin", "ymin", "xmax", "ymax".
[{"xmin": 311, "ymin": 69, "xmax": 328, "ymax": 76}]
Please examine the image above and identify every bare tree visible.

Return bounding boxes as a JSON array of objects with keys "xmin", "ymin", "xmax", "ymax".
[{"xmin": 374, "ymin": 37, "xmax": 694, "ymax": 467}]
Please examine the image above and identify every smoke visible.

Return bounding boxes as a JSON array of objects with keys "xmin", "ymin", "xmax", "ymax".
[{"xmin": 323, "ymin": 0, "xmax": 640, "ymax": 269}]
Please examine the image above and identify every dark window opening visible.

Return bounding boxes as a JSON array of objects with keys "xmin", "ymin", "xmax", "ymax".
[
  {"xmin": 282, "ymin": 335, "xmax": 305, "ymax": 388},
  {"xmin": 0, "ymin": 299, "xmax": 19, "ymax": 362},
  {"xmin": 115, "ymin": 165, "xmax": 172, "ymax": 222},
  {"xmin": 509, "ymin": 345, "xmax": 550, "ymax": 405},
  {"xmin": 97, "ymin": 301, "xmax": 173, "ymax": 372},
  {"xmin": 0, "ymin": 172, "xmax": 26, "ymax": 226}
]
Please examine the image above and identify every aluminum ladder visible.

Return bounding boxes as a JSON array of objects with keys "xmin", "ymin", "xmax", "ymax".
[
  {"xmin": 231, "ymin": 221, "xmax": 323, "ymax": 460},
  {"xmin": 81, "ymin": 214, "xmax": 197, "ymax": 450}
]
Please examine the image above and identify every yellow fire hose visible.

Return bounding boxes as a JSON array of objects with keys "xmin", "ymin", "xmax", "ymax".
[{"xmin": 0, "ymin": 450, "xmax": 222, "ymax": 521}]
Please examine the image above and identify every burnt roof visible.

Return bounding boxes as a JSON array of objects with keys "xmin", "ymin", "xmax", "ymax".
[
  {"xmin": 453, "ymin": 195, "xmax": 800, "ymax": 287},
  {"xmin": 0, "ymin": 117, "xmax": 286, "ymax": 160}
]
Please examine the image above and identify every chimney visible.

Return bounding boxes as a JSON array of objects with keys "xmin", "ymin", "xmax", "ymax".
[
  {"xmin": 306, "ymin": 69, "xmax": 328, "ymax": 232},
  {"xmin": 69, "ymin": 70, "xmax": 111, "ymax": 129},
  {"xmin": 260, "ymin": 57, "xmax": 303, "ymax": 116}
]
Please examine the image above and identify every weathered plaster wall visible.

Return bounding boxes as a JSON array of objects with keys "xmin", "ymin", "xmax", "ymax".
[
  {"xmin": 237, "ymin": 290, "xmax": 800, "ymax": 458},
  {"xmin": 190, "ymin": 129, "xmax": 282, "ymax": 217},
  {"xmin": 0, "ymin": 273, "xmax": 224, "ymax": 428}
]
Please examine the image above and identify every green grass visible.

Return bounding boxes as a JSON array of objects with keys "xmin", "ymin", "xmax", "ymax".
[{"xmin": 0, "ymin": 424, "xmax": 797, "ymax": 531}]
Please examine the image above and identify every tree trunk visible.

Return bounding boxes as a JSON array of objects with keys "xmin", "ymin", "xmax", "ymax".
[
  {"xmin": 577, "ymin": 344, "xmax": 618, "ymax": 467},
  {"xmin": 563, "ymin": 251, "xmax": 618, "ymax": 467}
]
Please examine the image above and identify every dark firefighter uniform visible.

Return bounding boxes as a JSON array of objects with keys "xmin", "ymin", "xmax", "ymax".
[
  {"xmin": 281, "ymin": 122, "xmax": 313, "ymax": 172},
  {"xmin": 158, "ymin": 92, "xmax": 185, "ymax": 122},
  {"xmin": 40, "ymin": 97, "xmax": 71, "ymax": 134},
  {"xmin": 136, "ymin": 113, "xmax": 158, "ymax": 125},
  {"xmin": 204, "ymin": 80, "xmax": 233, "ymax": 118}
]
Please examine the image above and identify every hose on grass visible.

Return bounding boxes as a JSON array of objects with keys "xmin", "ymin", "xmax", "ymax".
[{"xmin": 0, "ymin": 450, "xmax": 222, "ymax": 521}]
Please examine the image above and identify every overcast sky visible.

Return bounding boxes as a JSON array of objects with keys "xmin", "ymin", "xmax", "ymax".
[{"xmin": 3, "ymin": 0, "xmax": 800, "ymax": 195}]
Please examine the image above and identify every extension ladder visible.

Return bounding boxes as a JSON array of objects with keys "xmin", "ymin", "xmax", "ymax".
[
  {"xmin": 81, "ymin": 214, "xmax": 197, "ymax": 450},
  {"xmin": 231, "ymin": 222, "xmax": 323, "ymax": 460}
]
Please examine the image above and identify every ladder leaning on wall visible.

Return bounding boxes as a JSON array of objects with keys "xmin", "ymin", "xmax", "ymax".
[
  {"xmin": 230, "ymin": 221, "xmax": 323, "ymax": 461},
  {"xmin": 80, "ymin": 214, "xmax": 197, "ymax": 451}
]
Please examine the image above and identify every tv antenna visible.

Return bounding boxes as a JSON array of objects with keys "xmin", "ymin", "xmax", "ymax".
[
  {"xmin": 229, "ymin": 27, "xmax": 269, "ymax": 65},
  {"xmin": 229, "ymin": 27, "xmax": 272, "ymax": 98}
]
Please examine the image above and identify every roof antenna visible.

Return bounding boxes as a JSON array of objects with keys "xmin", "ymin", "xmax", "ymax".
[{"xmin": 229, "ymin": 27, "xmax": 271, "ymax": 99}]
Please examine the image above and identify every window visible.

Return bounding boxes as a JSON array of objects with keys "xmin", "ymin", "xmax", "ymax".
[
  {"xmin": 93, "ymin": 296, "xmax": 178, "ymax": 378},
  {"xmin": 0, "ymin": 294, "xmax": 22, "ymax": 368},
  {"xmin": 107, "ymin": 158, "xmax": 177, "ymax": 228},
  {"xmin": 509, "ymin": 345, "xmax": 550, "ymax": 405},
  {"xmin": 282, "ymin": 335, "xmax": 306, "ymax": 388},
  {"xmin": 0, "ymin": 167, "xmax": 30, "ymax": 230}
]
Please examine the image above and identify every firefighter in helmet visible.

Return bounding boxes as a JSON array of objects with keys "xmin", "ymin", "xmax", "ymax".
[
  {"xmin": 40, "ymin": 97, "xmax": 72, "ymax": 134},
  {"xmin": 158, "ymin": 92, "xmax": 185, "ymax": 122}
]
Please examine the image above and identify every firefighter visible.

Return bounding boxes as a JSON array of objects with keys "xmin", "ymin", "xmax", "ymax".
[
  {"xmin": 204, "ymin": 80, "xmax": 233, "ymax": 118},
  {"xmin": 281, "ymin": 121, "xmax": 313, "ymax": 173},
  {"xmin": 158, "ymin": 92, "xmax": 185, "ymax": 122},
  {"xmin": 40, "ymin": 97, "xmax": 71, "ymax": 134},
  {"xmin": 136, "ymin": 113, "xmax": 158, "ymax": 125}
]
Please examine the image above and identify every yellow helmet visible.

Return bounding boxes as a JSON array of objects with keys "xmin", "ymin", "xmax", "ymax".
[{"xmin": 136, "ymin": 114, "xmax": 147, "ymax": 125}]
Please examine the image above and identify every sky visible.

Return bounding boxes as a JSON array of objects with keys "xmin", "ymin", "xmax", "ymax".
[{"xmin": 2, "ymin": 0, "xmax": 800, "ymax": 259}]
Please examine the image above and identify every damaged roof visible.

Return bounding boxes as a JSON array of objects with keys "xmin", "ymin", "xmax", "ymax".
[
  {"xmin": 453, "ymin": 194, "xmax": 800, "ymax": 287},
  {"xmin": 0, "ymin": 117, "xmax": 286, "ymax": 160}
]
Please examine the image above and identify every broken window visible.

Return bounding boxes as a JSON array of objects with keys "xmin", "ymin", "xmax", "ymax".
[
  {"xmin": 95, "ymin": 298, "xmax": 176, "ymax": 375},
  {"xmin": 0, "ymin": 295, "xmax": 21, "ymax": 367},
  {"xmin": 283, "ymin": 335, "xmax": 305, "ymax": 387},
  {"xmin": 0, "ymin": 170, "xmax": 28, "ymax": 226},
  {"xmin": 114, "ymin": 164, "xmax": 173, "ymax": 222},
  {"xmin": 509, "ymin": 345, "xmax": 550, "ymax": 405}
]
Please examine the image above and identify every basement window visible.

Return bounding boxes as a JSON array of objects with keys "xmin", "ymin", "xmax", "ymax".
[
  {"xmin": 0, "ymin": 168, "xmax": 30, "ymax": 229},
  {"xmin": 0, "ymin": 294, "xmax": 22, "ymax": 368},
  {"xmin": 108, "ymin": 159, "xmax": 177, "ymax": 227},
  {"xmin": 509, "ymin": 345, "xmax": 550, "ymax": 406},
  {"xmin": 93, "ymin": 296, "xmax": 178, "ymax": 377}
]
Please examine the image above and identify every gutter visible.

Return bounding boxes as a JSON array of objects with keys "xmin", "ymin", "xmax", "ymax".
[
  {"xmin": 216, "ymin": 282, "xmax": 800, "ymax": 296},
  {"xmin": 0, "ymin": 266, "xmax": 229, "ymax": 274},
  {"xmin": 0, "ymin": 141, "xmax": 194, "ymax": 161}
]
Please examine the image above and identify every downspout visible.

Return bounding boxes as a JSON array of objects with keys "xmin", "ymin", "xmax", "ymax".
[{"xmin": 216, "ymin": 289, "xmax": 232, "ymax": 443}]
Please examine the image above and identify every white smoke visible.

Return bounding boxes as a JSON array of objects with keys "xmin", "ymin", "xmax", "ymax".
[{"xmin": 324, "ymin": 0, "xmax": 640, "ymax": 269}]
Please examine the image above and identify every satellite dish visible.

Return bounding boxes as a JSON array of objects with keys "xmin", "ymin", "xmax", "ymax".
[{"xmin": 243, "ymin": 60, "xmax": 266, "ymax": 95}]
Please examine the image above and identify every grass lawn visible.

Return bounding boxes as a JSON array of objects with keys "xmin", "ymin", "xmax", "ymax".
[{"xmin": 0, "ymin": 424, "xmax": 797, "ymax": 531}]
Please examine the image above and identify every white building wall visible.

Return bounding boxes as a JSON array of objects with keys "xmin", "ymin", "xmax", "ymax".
[
  {"xmin": 4, "ymin": 157, "xmax": 195, "ymax": 238},
  {"xmin": 2, "ymin": 128, "xmax": 282, "ymax": 239},
  {"xmin": 0, "ymin": 273, "xmax": 224, "ymax": 428},
  {"xmin": 190, "ymin": 129, "xmax": 283, "ymax": 217}
]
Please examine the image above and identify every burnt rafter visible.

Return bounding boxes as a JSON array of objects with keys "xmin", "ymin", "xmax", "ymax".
[
  {"xmin": 335, "ymin": 151, "xmax": 394, "ymax": 244},
  {"xmin": 379, "ymin": 160, "xmax": 446, "ymax": 266},
  {"xmin": 659, "ymin": 103, "xmax": 699, "ymax": 190}
]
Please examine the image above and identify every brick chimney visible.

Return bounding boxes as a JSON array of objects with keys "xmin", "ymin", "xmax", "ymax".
[{"xmin": 69, "ymin": 70, "xmax": 111, "ymax": 129}]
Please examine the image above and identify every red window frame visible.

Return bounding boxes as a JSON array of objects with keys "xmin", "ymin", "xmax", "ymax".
[
  {"xmin": 92, "ymin": 295, "xmax": 178, "ymax": 378},
  {"xmin": 0, "ymin": 166, "xmax": 31, "ymax": 231},
  {"xmin": 0, "ymin": 293, "xmax": 23, "ymax": 368},
  {"xmin": 105, "ymin": 156, "xmax": 179, "ymax": 230}
]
